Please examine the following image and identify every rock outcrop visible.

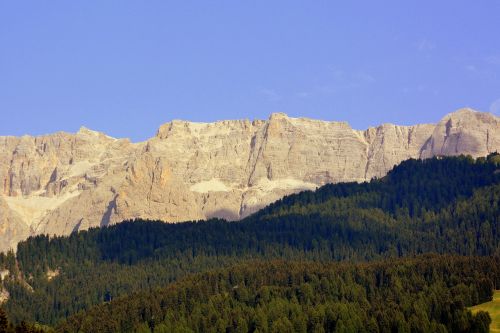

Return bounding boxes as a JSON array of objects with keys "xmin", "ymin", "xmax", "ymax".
[{"xmin": 0, "ymin": 108, "xmax": 498, "ymax": 251}]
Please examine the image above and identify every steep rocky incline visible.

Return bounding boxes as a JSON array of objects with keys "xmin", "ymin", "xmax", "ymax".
[{"xmin": 0, "ymin": 108, "xmax": 498, "ymax": 251}]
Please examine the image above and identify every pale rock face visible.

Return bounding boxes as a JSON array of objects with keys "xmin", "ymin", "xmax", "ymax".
[
  {"xmin": 0, "ymin": 108, "xmax": 498, "ymax": 251},
  {"xmin": 364, "ymin": 123, "xmax": 436, "ymax": 179},
  {"xmin": 420, "ymin": 109, "xmax": 500, "ymax": 158},
  {"xmin": 0, "ymin": 196, "xmax": 29, "ymax": 251}
]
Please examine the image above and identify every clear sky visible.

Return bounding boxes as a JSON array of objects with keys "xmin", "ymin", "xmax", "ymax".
[{"xmin": 1, "ymin": 1, "xmax": 499, "ymax": 142}]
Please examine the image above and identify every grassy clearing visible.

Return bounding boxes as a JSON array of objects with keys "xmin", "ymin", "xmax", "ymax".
[{"xmin": 471, "ymin": 290, "xmax": 500, "ymax": 332}]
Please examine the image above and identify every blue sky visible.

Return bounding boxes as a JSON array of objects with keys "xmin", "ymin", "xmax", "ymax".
[{"xmin": 1, "ymin": 1, "xmax": 499, "ymax": 142}]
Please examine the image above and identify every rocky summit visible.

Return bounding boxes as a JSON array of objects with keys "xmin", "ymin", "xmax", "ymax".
[{"xmin": 0, "ymin": 108, "xmax": 498, "ymax": 251}]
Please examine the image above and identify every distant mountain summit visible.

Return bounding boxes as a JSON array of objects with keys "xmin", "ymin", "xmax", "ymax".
[{"xmin": 0, "ymin": 108, "xmax": 498, "ymax": 251}]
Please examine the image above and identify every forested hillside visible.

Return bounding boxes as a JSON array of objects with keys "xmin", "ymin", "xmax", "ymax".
[
  {"xmin": 59, "ymin": 255, "xmax": 499, "ymax": 333},
  {"xmin": 0, "ymin": 154, "xmax": 499, "ymax": 330}
]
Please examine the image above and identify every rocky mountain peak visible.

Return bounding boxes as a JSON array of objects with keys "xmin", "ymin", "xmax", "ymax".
[
  {"xmin": 77, "ymin": 126, "xmax": 117, "ymax": 141},
  {"xmin": 268, "ymin": 112, "xmax": 289, "ymax": 120},
  {"xmin": 0, "ymin": 108, "xmax": 498, "ymax": 251}
]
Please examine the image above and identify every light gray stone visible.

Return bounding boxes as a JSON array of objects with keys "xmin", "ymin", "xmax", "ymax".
[{"xmin": 0, "ymin": 108, "xmax": 498, "ymax": 251}]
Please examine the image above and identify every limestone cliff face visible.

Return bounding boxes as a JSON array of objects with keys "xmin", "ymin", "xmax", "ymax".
[
  {"xmin": 0, "ymin": 108, "xmax": 498, "ymax": 251},
  {"xmin": 0, "ymin": 196, "xmax": 28, "ymax": 251},
  {"xmin": 420, "ymin": 109, "xmax": 500, "ymax": 158}
]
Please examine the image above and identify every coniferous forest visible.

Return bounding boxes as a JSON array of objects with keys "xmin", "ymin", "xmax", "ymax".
[{"xmin": 0, "ymin": 154, "xmax": 499, "ymax": 332}]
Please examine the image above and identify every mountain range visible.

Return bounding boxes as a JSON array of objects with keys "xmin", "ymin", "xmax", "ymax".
[
  {"xmin": 0, "ymin": 108, "xmax": 498, "ymax": 251},
  {"xmin": 2, "ymin": 153, "xmax": 499, "ymax": 330}
]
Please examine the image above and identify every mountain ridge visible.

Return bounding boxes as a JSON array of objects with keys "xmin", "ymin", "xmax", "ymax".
[{"xmin": 0, "ymin": 108, "xmax": 498, "ymax": 251}]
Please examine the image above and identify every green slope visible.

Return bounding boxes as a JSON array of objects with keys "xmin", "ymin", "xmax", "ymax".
[
  {"xmin": 58, "ymin": 255, "xmax": 500, "ymax": 333},
  {"xmin": 471, "ymin": 290, "xmax": 500, "ymax": 332}
]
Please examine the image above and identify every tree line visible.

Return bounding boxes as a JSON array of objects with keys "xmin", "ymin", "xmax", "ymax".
[{"xmin": 58, "ymin": 255, "xmax": 499, "ymax": 333}]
